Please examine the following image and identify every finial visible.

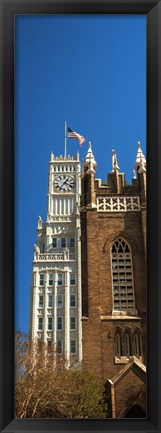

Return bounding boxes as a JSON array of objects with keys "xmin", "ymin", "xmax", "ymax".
[
  {"xmin": 112, "ymin": 149, "xmax": 119, "ymax": 171},
  {"xmin": 112, "ymin": 149, "xmax": 115, "ymax": 171},
  {"xmin": 50, "ymin": 151, "xmax": 54, "ymax": 161},
  {"xmin": 114, "ymin": 154, "xmax": 119, "ymax": 171},
  {"xmin": 82, "ymin": 141, "xmax": 97, "ymax": 173},
  {"xmin": 135, "ymin": 141, "xmax": 146, "ymax": 171}
]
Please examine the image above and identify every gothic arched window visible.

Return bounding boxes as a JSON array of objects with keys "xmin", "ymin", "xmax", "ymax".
[
  {"xmin": 115, "ymin": 332, "xmax": 122, "ymax": 357},
  {"xmin": 124, "ymin": 332, "xmax": 131, "ymax": 357},
  {"xmin": 111, "ymin": 238, "xmax": 135, "ymax": 311},
  {"xmin": 132, "ymin": 331, "xmax": 141, "ymax": 357}
]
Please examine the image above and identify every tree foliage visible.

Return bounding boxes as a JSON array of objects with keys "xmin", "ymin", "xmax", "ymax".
[{"xmin": 15, "ymin": 332, "xmax": 108, "ymax": 418}]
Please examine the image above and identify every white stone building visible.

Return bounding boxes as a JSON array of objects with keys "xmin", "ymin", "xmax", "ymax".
[{"xmin": 29, "ymin": 152, "xmax": 82, "ymax": 367}]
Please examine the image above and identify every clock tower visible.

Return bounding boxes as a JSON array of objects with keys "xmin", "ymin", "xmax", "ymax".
[{"xmin": 30, "ymin": 151, "xmax": 82, "ymax": 367}]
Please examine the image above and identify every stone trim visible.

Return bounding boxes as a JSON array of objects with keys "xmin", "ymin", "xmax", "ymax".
[{"xmin": 97, "ymin": 196, "xmax": 140, "ymax": 212}]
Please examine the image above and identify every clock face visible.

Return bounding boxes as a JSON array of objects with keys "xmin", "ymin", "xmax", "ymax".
[{"xmin": 54, "ymin": 175, "xmax": 75, "ymax": 192}]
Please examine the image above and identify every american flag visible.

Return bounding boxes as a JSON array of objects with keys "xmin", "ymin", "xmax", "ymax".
[{"xmin": 68, "ymin": 127, "xmax": 86, "ymax": 147}]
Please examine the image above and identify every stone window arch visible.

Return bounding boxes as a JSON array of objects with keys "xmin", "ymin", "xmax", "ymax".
[
  {"xmin": 132, "ymin": 331, "xmax": 141, "ymax": 357},
  {"xmin": 123, "ymin": 331, "xmax": 131, "ymax": 357},
  {"xmin": 111, "ymin": 238, "xmax": 135, "ymax": 311},
  {"xmin": 115, "ymin": 331, "xmax": 122, "ymax": 357}
]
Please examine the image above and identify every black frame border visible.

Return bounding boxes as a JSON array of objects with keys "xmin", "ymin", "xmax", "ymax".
[{"xmin": 0, "ymin": 1, "xmax": 161, "ymax": 432}]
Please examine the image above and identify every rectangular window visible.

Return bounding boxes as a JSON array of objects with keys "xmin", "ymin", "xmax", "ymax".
[
  {"xmin": 39, "ymin": 274, "xmax": 44, "ymax": 286},
  {"xmin": 70, "ymin": 238, "xmax": 75, "ymax": 248},
  {"xmin": 57, "ymin": 294, "xmax": 63, "ymax": 308},
  {"xmin": 39, "ymin": 295, "xmax": 44, "ymax": 308},
  {"xmin": 57, "ymin": 340, "xmax": 63, "ymax": 354},
  {"xmin": 58, "ymin": 273, "xmax": 63, "ymax": 286},
  {"xmin": 48, "ymin": 317, "xmax": 52, "ymax": 331},
  {"xmin": 52, "ymin": 238, "xmax": 57, "ymax": 248},
  {"xmin": 70, "ymin": 294, "xmax": 76, "ymax": 307},
  {"xmin": 70, "ymin": 340, "xmax": 76, "ymax": 354},
  {"xmin": 38, "ymin": 317, "xmax": 43, "ymax": 330},
  {"xmin": 48, "ymin": 295, "xmax": 53, "ymax": 308},
  {"xmin": 40, "ymin": 243, "xmax": 45, "ymax": 253},
  {"xmin": 49, "ymin": 273, "xmax": 53, "ymax": 286},
  {"xmin": 61, "ymin": 238, "xmax": 66, "ymax": 248},
  {"xmin": 70, "ymin": 316, "xmax": 76, "ymax": 330},
  {"xmin": 57, "ymin": 316, "xmax": 63, "ymax": 330},
  {"xmin": 70, "ymin": 274, "xmax": 76, "ymax": 285}
]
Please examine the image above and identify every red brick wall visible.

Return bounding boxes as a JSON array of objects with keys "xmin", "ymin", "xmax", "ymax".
[{"xmin": 114, "ymin": 368, "xmax": 145, "ymax": 418}]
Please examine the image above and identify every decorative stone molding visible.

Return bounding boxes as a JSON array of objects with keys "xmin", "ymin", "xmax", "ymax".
[
  {"xmin": 49, "ymin": 216, "xmax": 74, "ymax": 222},
  {"xmin": 50, "ymin": 155, "xmax": 78, "ymax": 161},
  {"xmin": 97, "ymin": 196, "xmax": 140, "ymax": 212},
  {"xmin": 114, "ymin": 355, "xmax": 143, "ymax": 365},
  {"xmin": 37, "ymin": 253, "xmax": 75, "ymax": 261},
  {"xmin": 103, "ymin": 232, "xmax": 139, "ymax": 255}
]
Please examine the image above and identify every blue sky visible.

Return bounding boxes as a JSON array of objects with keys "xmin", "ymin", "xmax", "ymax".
[{"xmin": 15, "ymin": 15, "xmax": 146, "ymax": 333}]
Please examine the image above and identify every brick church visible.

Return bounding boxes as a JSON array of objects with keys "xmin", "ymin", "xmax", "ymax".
[
  {"xmin": 30, "ymin": 140, "xmax": 146, "ymax": 418},
  {"xmin": 81, "ymin": 142, "xmax": 146, "ymax": 418}
]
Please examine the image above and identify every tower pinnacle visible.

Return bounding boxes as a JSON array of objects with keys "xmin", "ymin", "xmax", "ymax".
[
  {"xmin": 82, "ymin": 141, "xmax": 97, "ymax": 173},
  {"xmin": 135, "ymin": 141, "xmax": 146, "ymax": 172},
  {"xmin": 112, "ymin": 149, "xmax": 119, "ymax": 171}
]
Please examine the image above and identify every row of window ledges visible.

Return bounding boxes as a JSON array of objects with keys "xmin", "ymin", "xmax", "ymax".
[
  {"xmin": 38, "ymin": 338, "xmax": 77, "ymax": 354},
  {"xmin": 115, "ymin": 330, "xmax": 142, "ymax": 358},
  {"xmin": 38, "ymin": 316, "xmax": 77, "ymax": 331},
  {"xmin": 38, "ymin": 293, "xmax": 77, "ymax": 308},
  {"xmin": 39, "ymin": 273, "xmax": 76, "ymax": 286}
]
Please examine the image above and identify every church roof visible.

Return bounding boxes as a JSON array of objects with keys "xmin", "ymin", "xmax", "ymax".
[{"xmin": 108, "ymin": 356, "xmax": 146, "ymax": 387}]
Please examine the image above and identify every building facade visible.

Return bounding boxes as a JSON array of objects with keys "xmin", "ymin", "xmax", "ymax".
[
  {"xmin": 81, "ymin": 142, "xmax": 146, "ymax": 417},
  {"xmin": 30, "ymin": 141, "xmax": 146, "ymax": 417},
  {"xmin": 29, "ymin": 152, "xmax": 82, "ymax": 367}
]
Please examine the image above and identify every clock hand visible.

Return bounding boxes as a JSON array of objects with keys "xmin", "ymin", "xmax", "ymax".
[{"xmin": 62, "ymin": 178, "xmax": 69, "ymax": 186}]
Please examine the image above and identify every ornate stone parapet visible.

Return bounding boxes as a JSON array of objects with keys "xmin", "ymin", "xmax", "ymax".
[{"xmin": 97, "ymin": 196, "xmax": 140, "ymax": 212}]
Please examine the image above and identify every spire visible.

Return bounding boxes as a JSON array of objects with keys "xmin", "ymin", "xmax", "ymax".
[
  {"xmin": 138, "ymin": 152, "xmax": 146, "ymax": 174},
  {"xmin": 112, "ymin": 149, "xmax": 119, "ymax": 172},
  {"xmin": 82, "ymin": 142, "xmax": 97, "ymax": 173},
  {"xmin": 135, "ymin": 141, "xmax": 146, "ymax": 172}
]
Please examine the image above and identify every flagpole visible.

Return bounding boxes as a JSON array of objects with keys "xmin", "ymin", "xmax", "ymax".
[{"xmin": 64, "ymin": 121, "xmax": 67, "ymax": 158}]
